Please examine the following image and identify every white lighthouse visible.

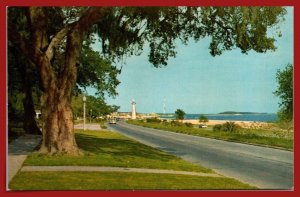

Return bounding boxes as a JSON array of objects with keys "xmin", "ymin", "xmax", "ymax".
[{"xmin": 131, "ymin": 99, "xmax": 136, "ymax": 119}]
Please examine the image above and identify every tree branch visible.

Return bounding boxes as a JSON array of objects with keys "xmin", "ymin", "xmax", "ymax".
[
  {"xmin": 75, "ymin": 7, "xmax": 110, "ymax": 32},
  {"xmin": 47, "ymin": 7, "xmax": 111, "ymax": 62},
  {"xmin": 45, "ymin": 27, "xmax": 69, "ymax": 60},
  {"xmin": 58, "ymin": 7, "xmax": 112, "ymax": 97},
  {"xmin": 28, "ymin": 7, "xmax": 49, "ymax": 55}
]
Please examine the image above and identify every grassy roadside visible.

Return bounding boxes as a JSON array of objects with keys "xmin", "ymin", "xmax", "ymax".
[
  {"xmin": 127, "ymin": 120, "xmax": 293, "ymax": 150},
  {"xmin": 10, "ymin": 130, "xmax": 256, "ymax": 190},
  {"xmin": 24, "ymin": 130, "xmax": 211, "ymax": 172},
  {"xmin": 9, "ymin": 171, "xmax": 255, "ymax": 190}
]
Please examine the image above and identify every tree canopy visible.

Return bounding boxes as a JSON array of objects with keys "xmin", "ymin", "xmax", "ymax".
[
  {"xmin": 175, "ymin": 109, "xmax": 186, "ymax": 120},
  {"xmin": 93, "ymin": 7, "xmax": 286, "ymax": 66},
  {"xmin": 7, "ymin": 6, "xmax": 287, "ymax": 155},
  {"xmin": 71, "ymin": 94, "xmax": 119, "ymax": 119},
  {"xmin": 274, "ymin": 64, "xmax": 293, "ymax": 122},
  {"xmin": 199, "ymin": 115, "xmax": 209, "ymax": 123}
]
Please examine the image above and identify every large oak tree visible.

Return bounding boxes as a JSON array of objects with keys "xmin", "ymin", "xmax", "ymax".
[{"xmin": 8, "ymin": 7, "xmax": 286, "ymax": 155}]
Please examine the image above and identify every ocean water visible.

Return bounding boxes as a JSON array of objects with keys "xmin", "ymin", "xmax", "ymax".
[{"xmin": 159, "ymin": 113, "xmax": 278, "ymax": 122}]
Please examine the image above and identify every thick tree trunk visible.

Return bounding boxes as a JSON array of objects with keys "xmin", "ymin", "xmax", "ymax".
[
  {"xmin": 10, "ymin": 7, "xmax": 109, "ymax": 155},
  {"xmin": 39, "ymin": 88, "xmax": 79, "ymax": 155},
  {"xmin": 37, "ymin": 29, "xmax": 84, "ymax": 155},
  {"xmin": 26, "ymin": 7, "xmax": 108, "ymax": 155}
]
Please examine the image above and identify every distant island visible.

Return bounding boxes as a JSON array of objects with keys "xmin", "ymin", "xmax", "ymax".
[{"xmin": 219, "ymin": 111, "xmax": 268, "ymax": 115}]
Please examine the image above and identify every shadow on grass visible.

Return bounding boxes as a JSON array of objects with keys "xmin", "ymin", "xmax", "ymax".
[
  {"xmin": 75, "ymin": 133, "xmax": 175, "ymax": 162},
  {"xmin": 24, "ymin": 131, "xmax": 210, "ymax": 172}
]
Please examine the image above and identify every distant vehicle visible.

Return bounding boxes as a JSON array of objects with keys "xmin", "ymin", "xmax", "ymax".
[
  {"xmin": 199, "ymin": 124, "xmax": 207, "ymax": 128},
  {"xmin": 109, "ymin": 118, "xmax": 117, "ymax": 124}
]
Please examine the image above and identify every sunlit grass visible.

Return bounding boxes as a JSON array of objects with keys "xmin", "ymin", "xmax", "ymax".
[
  {"xmin": 11, "ymin": 130, "xmax": 257, "ymax": 190},
  {"xmin": 24, "ymin": 130, "xmax": 211, "ymax": 173},
  {"xmin": 128, "ymin": 120, "xmax": 293, "ymax": 150},
  {"xmin": 9, "ymin": 171, "xmax": 256, "ymax": 190}
]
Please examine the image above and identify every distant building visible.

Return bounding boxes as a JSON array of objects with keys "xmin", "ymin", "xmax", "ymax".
[
  {"xmin": 111, "ymin": 112, "xmax": 159, "ymax": 120},
  {"xmin": 141, "ymin": 113, "xmax": 159, "ymax": 119}
]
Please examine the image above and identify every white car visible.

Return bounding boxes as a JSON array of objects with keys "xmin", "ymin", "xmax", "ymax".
[
  {"xmin": 199, "ymin": 124, "xmax": 208, "ymax": 128},
  {"xmin": 109, "ymin": 118, "xmax": 117, "ymax": 124}
]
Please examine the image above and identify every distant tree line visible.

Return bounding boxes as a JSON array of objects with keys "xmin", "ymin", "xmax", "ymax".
[{"xmin": 71, "ymin": 94, "xmax": 119, "ymax": 120}]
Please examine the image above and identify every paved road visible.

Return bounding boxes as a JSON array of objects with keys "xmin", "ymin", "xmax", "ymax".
[{"xmin": 108, "ymin": 121, "xmax": 294, "ymax": 189}]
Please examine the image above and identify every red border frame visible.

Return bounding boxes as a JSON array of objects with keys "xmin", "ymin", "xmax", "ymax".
[{"xmin": 0, "ymin": 0, "xmax": 298, "ymax": 196}]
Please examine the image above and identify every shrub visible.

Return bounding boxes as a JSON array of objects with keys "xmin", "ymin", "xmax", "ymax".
[
  {"xmin": 175, "ymin": 109, "xmax": 185, "ymax": 120},
  {"xmin": 184, "ymin": 123, "xmax": 193, "ymax": 128},
  {"xmin": 222, "ymin": 122, "xmax": 241, "ymax": 132},
  {"xmin": 146, "ymin": 117, "xmax": 161, "ymax": 123},
  {"xmin": 199, "ymin": 115, "xmax": 209, "ymax": 123},
  {"xmin": 213, "ymin": 124, "xmax": 223, "ymax": 131},
  {"xmin": 162, "ymin": 119, "xmax": 169, "ymax": 125},
  {"xmin": 170, "ymin": 120, "xmax": 183, "ymax": 127},
  {"xmin": 99, "ymin": 122, "xmax": 107, "ymax": 129},
  {"xmin": 213, "ymin": 122, "xmax": 241, "ymax": 132}
]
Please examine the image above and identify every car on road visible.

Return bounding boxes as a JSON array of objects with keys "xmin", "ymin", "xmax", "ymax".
[
  {"xmin": 109, "ymin": 118, "xmax": 117, "ymax": 124},
  {"xmin": 199, "ymin": 124, "xmax": 207, "ymax": 128}
]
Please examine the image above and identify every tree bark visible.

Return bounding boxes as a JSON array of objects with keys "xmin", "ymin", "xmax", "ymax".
[
  {"xmin": 39, "ymin": 87, "xmax": 78, "ymax": 154},
  {"xmin": 33, "ymin": 44, "xmax": 80, "ymax": 154},
  {"xmin": 25, "ymin": 7, "xmax": 109, "ymax": 155}
]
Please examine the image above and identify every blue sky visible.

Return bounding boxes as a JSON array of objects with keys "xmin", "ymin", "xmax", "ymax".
[{"xmin": 90, "ymin": 7, "xmax": 293, "ymax": 114}]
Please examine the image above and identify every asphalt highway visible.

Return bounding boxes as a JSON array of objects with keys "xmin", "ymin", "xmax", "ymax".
[{"xmin": 108, "ymin": 121, "xmax": 293, "ymax": 189}]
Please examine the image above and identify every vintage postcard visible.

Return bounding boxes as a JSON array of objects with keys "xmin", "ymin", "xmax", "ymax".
[{"xmin": 3, "ymin": 0, "xmax": 296, "ymax": 194}]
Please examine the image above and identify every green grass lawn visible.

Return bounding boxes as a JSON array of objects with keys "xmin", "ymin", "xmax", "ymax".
[
  {"xmin": 24, "ymin": 130, "xmax": 211, "ymax": 173},
  {"xmin": 10, "ymin": 130, "xmax": 256, "ymax": 190},
  {"xmin": 127, "ymin": 120, "xmax": 293, "ymax": 150},
  {"xmin": 9, "ymin": 171, "xmax": 256, "ymax": 190}
]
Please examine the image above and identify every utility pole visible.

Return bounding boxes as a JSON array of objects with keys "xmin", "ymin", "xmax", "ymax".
[
  {"xmin": 90, "ymin": 109, "xmax": 92, "ymax": 123},
  {"xmin": 83, "ymin": 95, "xmax": 86, "ymax": 131}
]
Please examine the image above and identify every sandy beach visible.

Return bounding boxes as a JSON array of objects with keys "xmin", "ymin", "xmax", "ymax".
[{"xmin": 182, "ymin": 119, "xmax": 272, "ymax": 129}]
